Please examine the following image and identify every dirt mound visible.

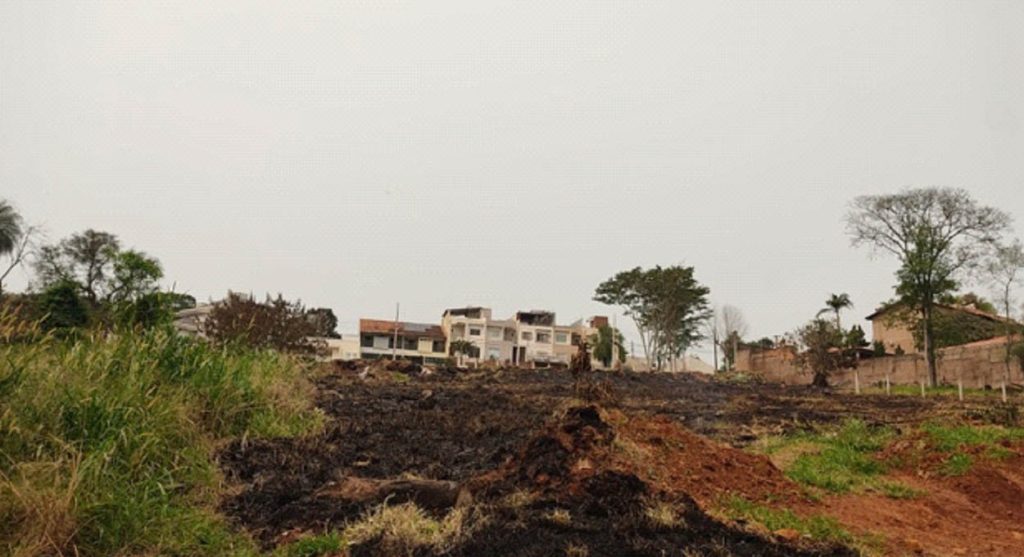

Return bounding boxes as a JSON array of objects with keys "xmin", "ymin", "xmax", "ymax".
[
  {"xmin": 445, "ymin": 405, "xmax": 849, "ymax": 557},
  {"xmin": 609, "ymin": 411, "xmax": 803, "ymax": 506}
]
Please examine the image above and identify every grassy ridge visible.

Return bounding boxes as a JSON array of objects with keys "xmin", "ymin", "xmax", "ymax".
[{"xmin": 0, "ymin": 322, "xmax": 322, "ymax": 556}]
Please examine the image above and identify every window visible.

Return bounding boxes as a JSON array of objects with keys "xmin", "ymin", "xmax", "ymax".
[
  {"xmin": 361, "ymin": 335, "xmax": 374, "ymax": 348},
  {"xmin": 555, "ymin": 333, "xmax": 568, "ymax": 344},
  {"xmin": 432, "ymin": 340, "xmax": 445, "ymax": 353},
  {"xmin": 469, "ymin": 327, "xmax": 482, "ymax": 336},
  {"xmin": 521, "ymin": 331, "xmax": 533, "ymax": 341},
  {"xmin": 488, "ymin": 348, "xmax": 501, "ymax": 360},
  {"xmin": 536, "ymin": 332, "xmax": 552, "ymax": 343},
  {"xmin": 487, "ymin": 327, "xmax": 502, "ymax": 339}
]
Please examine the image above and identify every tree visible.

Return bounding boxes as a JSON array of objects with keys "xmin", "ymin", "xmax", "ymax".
[
  {"xmin": 847, "ymin": 324, "xmax": 869, "ymax": 349},
  {"xmin": 38, "ymin": 279, "xmax": 89, "ymax": 331},
  {"xmin": 448, "ymin": 339, "xmax": 477, "ymax": 365},
  {"xmin": 0, "ymin": 224, "xmax": 37, "ymax": 298},
  {"xmin": 165, "ymin": 292, "xmax": 197, "ymax": 312},
  {"xmin": 940, "ymin": 291, "xmax": 997, "ymax": 314},
  {"xmin": 0, "ymin": 200, "xmax": 30, "ymax": 297},
  {"xmin": 818, "ymin": 293, "xmax": 852, "ymax": 329},
  {"xmin": 794, "ymin": 318, "xmax": 853, "ymax": 388},
  {"xmin": 108, "ymin": 250, "xmax": 163, "ymax": 303},
  {"xmin": 988, "ymin": 240, "xmax": 1024, "ymax": 385},
  {"xmin": 0, "ymin": 200, "xmax": 21, "ymax": 258},
  {"xmin": 589, "ymin": 324, "xmax": 627, "ymax": 367},
  {"xmin": 34, "ymin": 230, "xmax": 122, "ymax": 303},
  {"xmin": 307, "ymin": 307, "xmax": 341, "ymax": 338},
  {"xmin": 714, "ymin": 305, "xmax": 748, "ymax": 371},
  {"xmin": 202, "ymin": 292, "xmax": 325, "ymax": 355},
  {"xmin": 847, "ymin": 188, "xmax": 1011, "ymax": 386},
  {"xmin": 594, "ymin": 265, "xmax": 711, "ymax": 372}
]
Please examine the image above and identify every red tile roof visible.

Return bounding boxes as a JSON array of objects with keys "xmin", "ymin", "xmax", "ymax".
[{"xmin": 359, "ymin": 319, "xmax": 446, "ymax": 340}]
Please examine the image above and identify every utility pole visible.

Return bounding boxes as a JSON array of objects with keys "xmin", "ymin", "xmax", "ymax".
[
  {"xmin": 392, "ymin": 302, "xmax": 400, "ymax": 361},
  {"xmin": 712, "ymin": 326, "xmax": 719, "ymax": 372}
]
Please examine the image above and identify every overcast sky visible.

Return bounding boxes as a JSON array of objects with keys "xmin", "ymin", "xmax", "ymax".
[{"xmin": 2, "ymin": 1, "xmax": 1023, "ymax": 356}]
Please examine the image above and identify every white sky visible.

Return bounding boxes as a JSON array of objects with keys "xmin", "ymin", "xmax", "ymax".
[{"xmin": 2, "ymin": 1, "xmax": 1023, "ymax": 357}]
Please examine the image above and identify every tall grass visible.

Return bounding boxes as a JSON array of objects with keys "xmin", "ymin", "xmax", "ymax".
[{"xmin": 0, "ymin": 318, "xmax": 322, "ymax": 556}]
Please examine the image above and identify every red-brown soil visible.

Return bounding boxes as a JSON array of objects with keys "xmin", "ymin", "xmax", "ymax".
[{"xmin": 818, "ymin": 459, "xmax": 1024, "ymax": 556}]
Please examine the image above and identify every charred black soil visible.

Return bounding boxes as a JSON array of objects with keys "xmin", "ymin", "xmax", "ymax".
[{"xmin": 219, "ymin": 365, "xmax": 978, "ymax": 555}]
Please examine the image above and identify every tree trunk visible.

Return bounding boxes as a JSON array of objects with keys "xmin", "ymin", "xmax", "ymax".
[
  {"xmin": 1005, "ymin": 286, "xmax": 1013, "ymax": 388},
  {"xmin": 922, "ymin": 304, "xmax": 938, "ymax": 387},
  {"xmin": 812, "ymin": 370, "xmax": 829, "ymax": 388},
  {"xmin": 732, "ymin": 335, "xmax": 739, "ymax": 371},
  {"xmin": 712, "ymin": 328, "xmax": 719, "ymax": 372}
]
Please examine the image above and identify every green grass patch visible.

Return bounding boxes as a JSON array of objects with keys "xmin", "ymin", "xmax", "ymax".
[
  {"xmin": 780, "ymin": 420, "xmax": 892, "ymax": 494},
  {"xmin": 273, "ymin": 532, "xmax": 345, "ymax": 557},
  {"xmin": 921, "ymin": 423, "xmax": 1024, "ymax": 452},
  {"xmin": 0, "ymin": 324, "xmax": 323, "ymax": 556},
  {"xmin": 719, "ymin": 496, "xmax": 854, "ymax": 545},
  {"xmin": 919, "ymin": 422, "xmax": 1024, "ymax": 475},
  {"xmin": 875, "ymin": 481, "xmax": 924, "ymax": 499},
  {"xmin": 940, "ymin": 453, "xmax": 973, "ymax": 476}
]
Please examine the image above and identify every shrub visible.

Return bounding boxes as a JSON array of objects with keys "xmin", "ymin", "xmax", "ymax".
[{"xmin": 203, "ymin": 292, "xmax": 326, "ymax": 355}]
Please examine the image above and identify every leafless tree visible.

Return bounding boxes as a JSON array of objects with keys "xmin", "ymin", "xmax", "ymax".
[
  {"xmin": 714, "ymin": 305, "xmax": 748, "ymax": 371},
  {"xmin": 988, "ymin": 240, "xmax": 1024, "ymax": 385}
]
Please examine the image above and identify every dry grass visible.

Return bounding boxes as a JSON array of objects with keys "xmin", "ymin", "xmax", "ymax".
[
  {"xmin": 0, "ymin": 457, "xmax": 81, "ymax": 557},
  {"xmin": 565, "ymin": 541, "xmax": 590, "ymax": 556},
  {"xmin": 343, "ymin": 501, "xmax": 483, "ymax": 556},
  {"xmin": 544, "ymin": 508, "xmax": 573, "ymax": 527},
  {"xmin": 501, "ymin": 489, "xmax": 536, "ymax": 508},
  {"xmin": 643, "ymin": 499, "xmax": 684, "ymax": 529}
]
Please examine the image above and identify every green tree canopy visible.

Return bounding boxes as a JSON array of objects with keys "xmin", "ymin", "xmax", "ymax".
[
  {"xmin": 38, "ymin": 279, "xmax": 89, "ymax": 331},
  {"xmin": 594, "ymin": 265, "xmax": 711, "ymax": 372},
  {"xmin": 794, "ymin": 318, "xmax": 855, "ymax": 388},
  {"xmin": 589, "ymin": 324, "xmax": 627, "ymax": 367},
  {"xmin": 34, "ymin": 230, "xmax": 163, "ymax": 306},
  {"xmin": 818, "ymin": 293, "xmax": 852, "ymax": 329}
]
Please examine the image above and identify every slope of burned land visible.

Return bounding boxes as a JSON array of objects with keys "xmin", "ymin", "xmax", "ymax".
[{"xmin": 219, "ymin": 365, "xmax": 1001, "ymax": 555}]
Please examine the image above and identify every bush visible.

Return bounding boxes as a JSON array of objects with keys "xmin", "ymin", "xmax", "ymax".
[
  {"xmin": 203, "ymin": 292, "xmax": 326, "ymax": 355},
  {"xmin": 0, "ymin": 323, "xmax": 322, "ymax": 556},
  {"xmin": 38, "ymin": 279, "xmax": 89, "ymax": 331}
]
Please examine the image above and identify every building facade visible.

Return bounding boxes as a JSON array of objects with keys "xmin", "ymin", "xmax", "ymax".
[
  {"xmin": 440, "ymin": 307, "xmax": 607, "ymax": 366},
  {"xmin": 359, "ymin": 318, "xmax": 448, "ymax": 364}
]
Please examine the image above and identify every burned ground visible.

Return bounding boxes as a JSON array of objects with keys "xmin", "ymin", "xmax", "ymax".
[{"xmin": 219, "ymin": 366, "xmax": 998, "ymax": 555}]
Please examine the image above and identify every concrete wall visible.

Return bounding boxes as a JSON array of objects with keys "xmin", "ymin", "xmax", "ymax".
[
  {"xmin": 739, "ymin": 340, "xmax": 1024, "ymax": 389},
  {"xmin": 871, "ymin": 317, "xmax": 918, "ymax": 354}
]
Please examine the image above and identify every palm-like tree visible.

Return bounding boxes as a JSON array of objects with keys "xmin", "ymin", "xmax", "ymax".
[
  {"xmin": 0, "ymin": 200, "xmax": 22, "ymax": 257},
  {"xmin": 818, "ymin": 293, "xmax": 853, "ymax": 329}
]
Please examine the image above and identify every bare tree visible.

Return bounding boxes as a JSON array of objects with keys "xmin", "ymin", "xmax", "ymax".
[
  {"xmin": 715, "ymin": 305, "xmax": 748, "ymax": 371},
  {"xmin": 988, "ymin": 240, "xmax": 1024, "ymax": 386},
  {"xmin": 847, "ymin": 188, "xmax": 1010, "ymax": 386}
]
